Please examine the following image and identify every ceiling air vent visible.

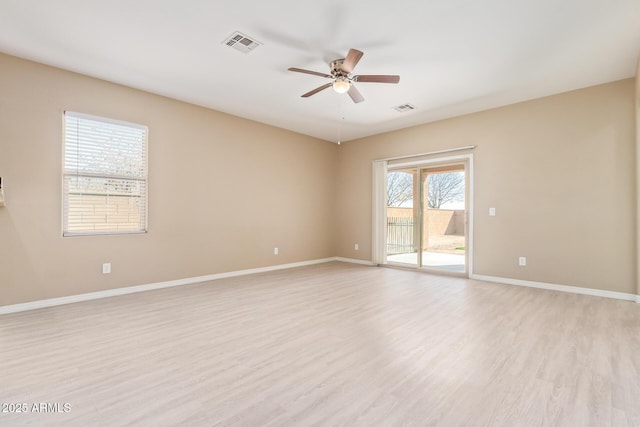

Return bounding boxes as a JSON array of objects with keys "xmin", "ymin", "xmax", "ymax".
[
  {"xmin": 393, "ymin": 103, "xmax": 416, "ymax": 113},
  {"xmin": 223, "ymin": 31, "xmax": 262, "ymax": 53}
]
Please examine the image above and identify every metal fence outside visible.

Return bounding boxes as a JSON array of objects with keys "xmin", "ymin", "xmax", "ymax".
[{"xmin": 387, "ymin": 216, "xmax": 416, "ymax": 255}]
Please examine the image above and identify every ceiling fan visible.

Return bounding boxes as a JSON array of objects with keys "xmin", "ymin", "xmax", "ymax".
[{"xmin": 288, "ymin": 48, "xmax": 400, "ymax": 103}]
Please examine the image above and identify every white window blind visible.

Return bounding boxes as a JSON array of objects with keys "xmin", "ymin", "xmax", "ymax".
[
  {"xmin": 372, "ymin": 160, "xmax": 388, "ymax": 264},
  {"xmin": 63, "ymin": 112, "xmax": 148, "ymax": 236}
]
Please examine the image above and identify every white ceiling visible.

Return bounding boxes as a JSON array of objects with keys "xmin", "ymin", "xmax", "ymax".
[{"xmin": 0, "ymin": 0, "xmax": 639, "ymax": 143}]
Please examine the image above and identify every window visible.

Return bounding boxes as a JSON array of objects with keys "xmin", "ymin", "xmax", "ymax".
[{"xmin": 63, "ymin": 112, "xmax": 148, "ymax": 236}]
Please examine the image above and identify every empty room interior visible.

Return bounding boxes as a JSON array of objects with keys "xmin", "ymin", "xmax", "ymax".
[{"xmin": 1, "ymin": 1, "xmax": 640, "ymax": 425}]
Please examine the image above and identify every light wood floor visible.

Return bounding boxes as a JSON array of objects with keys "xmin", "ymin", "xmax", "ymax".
[{"xmin": 1, "ymin": 262, "xmax": 639, "ymax": 426}]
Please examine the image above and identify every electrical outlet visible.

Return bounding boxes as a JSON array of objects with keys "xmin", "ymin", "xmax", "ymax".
[
  {"xmin": 518, "ymin": 257, "xmax": 526, "ymax": 267},
  {"xmin": 489, "ymin": 207, "xmax": 496, "ymax": 216},
  {"xmin": 354, "ymin": 243, "xmax": 359, "ymax": 250},
  {"xmin": 274, "ymin": 247, "xmax": 278, "ymax": 255},
  {"xmin": 102, "ymin": 263, "xmax": 111, "ymax": 274}
]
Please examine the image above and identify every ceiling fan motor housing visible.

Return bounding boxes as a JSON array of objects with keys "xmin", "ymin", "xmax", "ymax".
[{"xmin": 330, "ymin": 59, "xmax": 349, "ymax": 79}]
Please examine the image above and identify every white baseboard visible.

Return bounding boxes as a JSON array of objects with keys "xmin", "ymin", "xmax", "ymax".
[
  {"xmin": 0, "ymin": 257, "xmax": 339, "ymax": 315},
  {"xmin": 334, "ymin": 257, "xmax": 376, "ymax": 266},
  {"xmin": 4, "ymin": 260, "xmax": 634, "ymax": 315},
  {"xmin": 470, "ymin": 273, "xmax": 638, "ymax": 303}
]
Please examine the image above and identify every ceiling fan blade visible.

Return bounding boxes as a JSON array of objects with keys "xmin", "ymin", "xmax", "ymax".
[
  {"xmin": 341, "ymin": 49, "xmax": 364, "ymax": 73},
  {"xmin": 301, "ymin": 83, "xmax": 333, "ymax": 97},
  {"xmin": 347, "ymin": 85, "xmax": 364, "ymax": 104},
  {"xmin": 288, "ymin": 67, "xmax": 333, "ymax": 79},
  {"xmin": 354, "ymin": 75, "xmax": 400, "ymax": 84}
]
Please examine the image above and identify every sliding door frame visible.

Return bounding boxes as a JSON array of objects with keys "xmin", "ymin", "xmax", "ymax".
[{"xmin": 380, "ymin": 153, "xmax": 474, "ymax": 276}]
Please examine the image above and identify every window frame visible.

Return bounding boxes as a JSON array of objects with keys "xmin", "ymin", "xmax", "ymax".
[{"xmin": 62, "ymin": 111, "xmax": 149, "ymax": 237}]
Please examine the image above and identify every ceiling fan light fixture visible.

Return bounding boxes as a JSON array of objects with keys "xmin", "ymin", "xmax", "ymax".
[{"xmin": 332, "ymin": 78, "xmax": 350, "ymax": 94}]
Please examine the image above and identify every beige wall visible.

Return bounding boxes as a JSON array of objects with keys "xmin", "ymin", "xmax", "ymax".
[
  {"xmin": 0, "ymin": 53, "xmax": 338, "ymax": 306},
  {"xmin": 387, "ymin": 207, "xmax": 414, "ymax": 218},
  {"xmin": 426, "ymin": 209, "xmax": 464, "ymax": 236},
  {"xmin": 337, "ymin": 79, "xmax": 636, "ymax": 294},
  {"xmin": 0, "ymin": 52, "xmax": 637, "ymax": 306}
]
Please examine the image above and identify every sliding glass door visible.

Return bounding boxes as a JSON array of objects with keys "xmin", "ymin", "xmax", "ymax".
[
  {"xmin": 420, "ymin": 166, "xmax": 466, "ymax": 273},
  {"xmin": 386, "ymin": 169, "xmax": 418, "ymax": 266},
  {"xmin": 385, "ymin": 159, "xmax": 470, "ymax": 275}
]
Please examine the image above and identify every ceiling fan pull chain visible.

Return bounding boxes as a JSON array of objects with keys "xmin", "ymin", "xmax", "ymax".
[{"xmin": 337, "ymin": 96, "xmax": 342, "ymax": 145}]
